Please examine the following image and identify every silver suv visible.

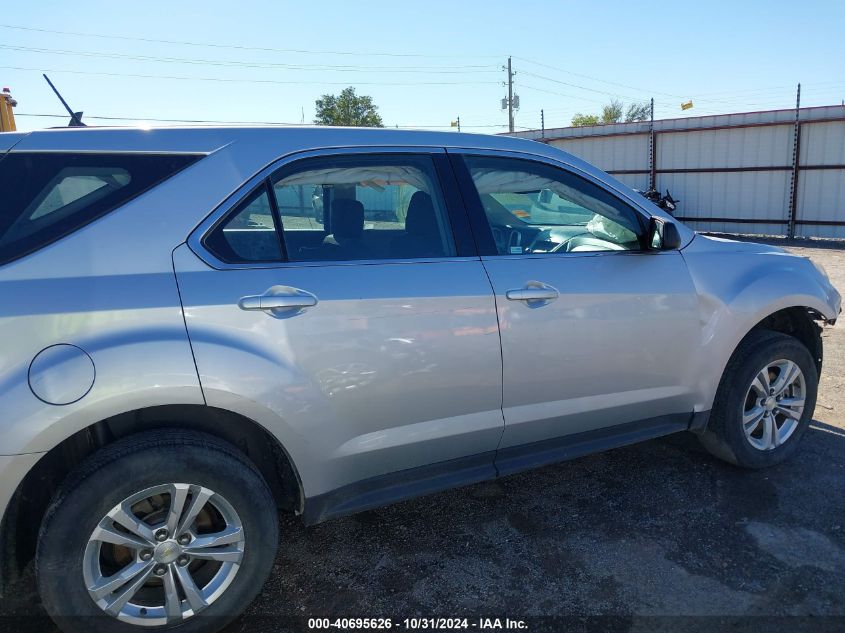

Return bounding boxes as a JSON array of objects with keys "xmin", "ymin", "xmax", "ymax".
[{"xmin": 0, "ymin": 127, "xmax": 840, "ymax": 633}]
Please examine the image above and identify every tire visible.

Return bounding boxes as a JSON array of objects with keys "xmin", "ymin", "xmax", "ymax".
[
  {"xmin": 36, "ymin": 429, "xmax": 279, "ymax": 633},
  {"xmin": 699, "ymin": 329, "xmax": 818, "ymax": 468}
]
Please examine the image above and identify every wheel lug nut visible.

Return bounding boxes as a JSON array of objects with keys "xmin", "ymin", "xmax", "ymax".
[
  {"xmin": 154, "ymin": 529, "xmax": 168, "ymax": 542},
  {"xmin": 154, "ymin": 565, "xmax": 166, "ymax": 576},
  {"xmin": 178, "ymin": 534, "xmax": 191, "ymax": 545},
  {"xmin": 177, "ymin": 555, "xmax": 190, "ymax": 566},
  {"xmin": 139, "ymin": 550, "xmax": 153, "ymax": 561}
]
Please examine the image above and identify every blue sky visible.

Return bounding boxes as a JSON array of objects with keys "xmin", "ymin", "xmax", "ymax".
[{"xmin": 4, "ymin": 0, "xmax": 844, "ymax": 132}]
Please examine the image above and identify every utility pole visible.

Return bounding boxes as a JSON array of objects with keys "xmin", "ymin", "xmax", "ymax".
[
  {"xmin": 507, "ymin": 56, "xmax": 515, "ymax": 133},
  {"xmin": 457, "ymin": 116, "xmax": 461, "ymax": 132},
  {"xmin": 541, "ymin": 109, "xmax": 545, "ymax": 140},
  {"xmin": 500, "ymin": 57, "xmax": 519, "ymax": 133},
  {"xmin": 508, "ymin": 56, "xmax": 513, "ymax": 132}
]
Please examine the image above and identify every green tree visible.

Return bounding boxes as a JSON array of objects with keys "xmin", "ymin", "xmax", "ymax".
[
  {"xmin": 571, "ymin": 113, "xmax": 600, "ymax": 127},
  {"xmin": 314, "ymin": 87, "xmax": 384, "ymax": 127},
  {"xmin": 625, "ymin": 101, "xmax": 652, "ymax": 122},
  {"xmin": 572, "ymin": 100, "xmax": 652, "ymax": 127},
  {"xmin": 601, "ymin": 99, "xmax": 624, "ymax": 124}
]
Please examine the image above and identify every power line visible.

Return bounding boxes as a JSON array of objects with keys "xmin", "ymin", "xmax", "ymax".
[
  {"xmin": 15, "ymin": 112, "xmax": 302, "ymax": 125},
  {"xmin": 515, "ymin": 56, "xmax": 679, "ymax": 98},
  {"xmin": 0, "ymin": 65, "xmax": 500, "ymax": 86},
  {"xmin": 515, "ymin": 55, "xmax": 837, "ymax": 110},
  {"xmin": 519, "ymin": 83, "xmax": 607, "ymax": 105},
  {"xmin": 684, "ymin": 80, "xmax": 845, "ymax": 98},
  {"xmin": 519, "ymin": 71, "xmax": 647, "ymax": 101},
  {"xmin": 0, "ymin": 44, "xmax": 500, "ymax": 73},
  {"xmin": 0, "ymin": 23, "xmax": 501, "ymax": 59}
]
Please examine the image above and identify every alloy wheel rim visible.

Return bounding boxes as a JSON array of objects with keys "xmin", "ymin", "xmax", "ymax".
[
  {"xmin": 82, "ymin": 483, "xmax": 245, "ymax": 626},
  {"xmin": 742, "ymin": 358, "xmax": 805, "ymax": 451}
]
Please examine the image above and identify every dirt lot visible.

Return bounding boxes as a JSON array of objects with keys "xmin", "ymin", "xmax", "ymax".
[{"xmin": 2, "ymin": 238, "xmax": 844, "ymax": 633}]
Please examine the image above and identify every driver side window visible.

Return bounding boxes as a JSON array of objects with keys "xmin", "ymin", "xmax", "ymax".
[{"xmin": 462, "ymin": 156, "xmax": 643, "ymax": 255}]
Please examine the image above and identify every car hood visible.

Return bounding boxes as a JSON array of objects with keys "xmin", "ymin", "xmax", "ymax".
[{"xmin": 682, "ymin": 233, "xmax": 788, "ymax": 255}]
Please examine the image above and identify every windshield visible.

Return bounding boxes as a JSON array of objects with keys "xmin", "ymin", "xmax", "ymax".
[{"xmin": 487, "ymin": 190, "xmax": 595, "ymax": 226}]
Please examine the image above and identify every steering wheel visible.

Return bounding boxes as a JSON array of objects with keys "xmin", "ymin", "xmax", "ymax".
[
  {"xmin": 524, "ymin": 229, "xmax": 571, "ymax": 254},
  {"xmin": 492, "ymin": 226, "xmax": 523, "ymax": 254}
]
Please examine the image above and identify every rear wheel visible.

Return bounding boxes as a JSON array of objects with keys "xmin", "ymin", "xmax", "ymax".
[
  {"xmin": 699, "ymin": 330, "xmax": 818, "ymax": 468},
  {"xmin": 36, "ymin": 430, "xmax": 279, "ymax": 633}
]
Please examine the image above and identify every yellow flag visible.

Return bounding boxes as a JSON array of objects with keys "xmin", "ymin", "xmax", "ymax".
[
  {"xmin": 450, "ymin": 120, "xmax": 459, "ymax": 127},
  {"xmin": 681, "ymin": 101, "xmax": 694, "ymax": 111}
]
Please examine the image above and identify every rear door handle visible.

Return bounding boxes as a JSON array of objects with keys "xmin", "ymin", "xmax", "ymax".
[
  {"xmin": 238, "ymin": 286, "xmax": 318, "ymax": 315},
  {"xmin": 505, "ymin": 282, "xmax": 559, "ymax": 305}
]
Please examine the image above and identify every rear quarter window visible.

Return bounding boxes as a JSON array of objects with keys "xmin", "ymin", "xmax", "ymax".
[{"xmin": 0, "ymin": 152, "xmax": 201, "ymax": 265}]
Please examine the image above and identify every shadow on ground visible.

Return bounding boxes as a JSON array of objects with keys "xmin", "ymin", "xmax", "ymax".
[{"xmin": 3, "ymin": 423, "xmax": 843, "ymax": 633}]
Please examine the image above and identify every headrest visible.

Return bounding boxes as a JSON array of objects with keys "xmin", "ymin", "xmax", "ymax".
[
  {"xmin": 331, "ymin": 198, "xmax": 365, "ymax": 239},
  {"xmin": 405, "ymin": 191, "xmax": 439, "ymax": 237}
]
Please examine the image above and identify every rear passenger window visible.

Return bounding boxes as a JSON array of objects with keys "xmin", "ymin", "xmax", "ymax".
[
  {"xmin": 26, "ymin": 167, "xmax": 131, "ymax": 221},
  {"xmin": 204, "ymin": 186, "xmax": 282, "ymax": 263},
  {"xmin": 0, "ymin": 152, "xmax": 200, "ymax": 266},
  {"xmin": 270, "ymin": 154, "xmax": 456, "ymax": 262}
]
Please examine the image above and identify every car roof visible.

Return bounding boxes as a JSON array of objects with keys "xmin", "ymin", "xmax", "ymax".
[
  {"xmin": 1, "ymin": 125, "xmax": 694, "ymax": 252},
  {"xmin": 4, "ymin": 124, "xmax": 579, "ymax": 162},
  {"xmin": 5, "ymin": 125, "xmax": 617, "ymax": 195}
]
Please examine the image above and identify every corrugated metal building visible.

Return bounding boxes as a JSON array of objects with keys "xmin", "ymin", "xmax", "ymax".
[{"xmin": 508, "ymin": 105, "xmax": 845, "ymax": 239}]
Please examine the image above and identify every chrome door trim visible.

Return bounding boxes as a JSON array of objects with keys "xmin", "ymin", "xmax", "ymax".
[{"xmin": 186, "ymin": 146, "xmax": 454, "ymax": 271}]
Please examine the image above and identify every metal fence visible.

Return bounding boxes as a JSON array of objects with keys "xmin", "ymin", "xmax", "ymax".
[{"xmin": 509, "ymin": 105, "xmax": 845, "ymax": 239}]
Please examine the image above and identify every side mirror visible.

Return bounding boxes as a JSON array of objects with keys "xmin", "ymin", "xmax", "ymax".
[{"xmin": 648, "ymin": 217, "xmax": 682, "ymax": 251}]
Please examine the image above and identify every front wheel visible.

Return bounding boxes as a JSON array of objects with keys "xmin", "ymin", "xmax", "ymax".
[
  {"xmin": 699, "ymin": 330, "xmax": 818, "ymax": 468},
  {"xmin": 36, "ymin": 430, "xmax": 279, "ymax": 633}
]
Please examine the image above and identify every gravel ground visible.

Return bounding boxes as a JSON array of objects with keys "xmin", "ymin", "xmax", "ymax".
[{"xmin": 2, "ymin": 237, "xmax": 844, "ymax": 633}]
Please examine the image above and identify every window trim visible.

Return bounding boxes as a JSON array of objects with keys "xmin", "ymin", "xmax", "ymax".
[
  {"xmin": 200, "ymin": 180, "xmax": 286, "ymax": 264},
  {"xmin": 447, "ymin": 149, "xmax": 654, "ymax": 258},
  {"xmin": 188, "ymin": 146, "xmax": 479, "ymax": 270}
]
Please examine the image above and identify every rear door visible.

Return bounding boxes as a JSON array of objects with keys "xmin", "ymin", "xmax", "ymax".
[
  {"xmin": 173, "ymin": 148, "xmax": 503, "ymax": 503},
  {"xmin": 449, "ymin": 151, "xmax": 701, "ymax": 472}
]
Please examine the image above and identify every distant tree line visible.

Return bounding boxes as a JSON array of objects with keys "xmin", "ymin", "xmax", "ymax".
[
  {"xmin": 311, "ymin": 87, "xmax": 651, "ymax": 131},
  {"xmin": 571, "ymin": 99, "xmax": 651, "ymax": 127}
]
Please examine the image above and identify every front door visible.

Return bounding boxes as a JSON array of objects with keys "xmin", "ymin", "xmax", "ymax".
[{"xmin": 449, "ymin": 152, "xmax": 701, "ymax": 471}]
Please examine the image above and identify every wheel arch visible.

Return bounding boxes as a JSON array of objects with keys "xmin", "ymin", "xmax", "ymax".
[
  {"xmin": 749, "ymin": 306, "xmax": 825, "ymax": 374},
  {"xmin": 0, "ymin": 404, "xmax": 303, "ymax": 595}
]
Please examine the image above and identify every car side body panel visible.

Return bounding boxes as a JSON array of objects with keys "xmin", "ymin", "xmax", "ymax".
[
  {"xmin": 483, "ymin": 250, "xmax": 701, "ymax": 449},
  {"xmin": 0, "ymin": 126, "xmax": 839, "ymax": 536},
  {"xmin": 681, "ymin": 234, "xmax": 841, "ymax": 413},
  {"xmin": 0, "ymin": 262, "xmax": 204, "ymax": 456},
  {"xmin": 172, "ymin": 241, "xmax": 505, "ymax": 499},
  {"xmin": 0, "ymin": 130, "xmax": 318, "ymax": 457}
]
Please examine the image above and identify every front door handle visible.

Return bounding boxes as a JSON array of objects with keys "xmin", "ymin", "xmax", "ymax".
[
  {"xmin": 505, "ymin": 282, "xmax": 559, "ymax": 306},
  {"xmin": 238, "ymin": 285, "xmax": 318, "ymax": 316}
]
